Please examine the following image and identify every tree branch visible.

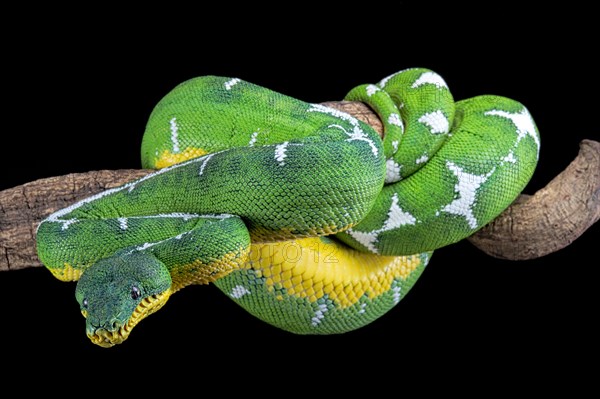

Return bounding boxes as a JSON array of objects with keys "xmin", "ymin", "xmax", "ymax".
[
  {"xmin": 467, "ymin": 139, "xmax": 600, "ymax": 260},
  {"xmin": 1, "ymin": 170, "xmax": 151, "ymax": 271},
  {"xmin": 1, "ymin": 101, "xmax": 598, "ymax": 270}
]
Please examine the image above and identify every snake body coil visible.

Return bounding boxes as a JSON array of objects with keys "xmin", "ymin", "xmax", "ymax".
[{"xmin": 36, "ymin": 69, "xmax": 540, "ymax": 347}]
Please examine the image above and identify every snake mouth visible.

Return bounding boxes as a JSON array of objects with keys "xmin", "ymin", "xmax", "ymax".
[{"xmin": 88, "ymin": 288, "xmax": 172, "ymax": 348}]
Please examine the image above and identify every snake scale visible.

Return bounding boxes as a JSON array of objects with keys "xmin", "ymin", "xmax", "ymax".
[{"xmin": 36, "ymin": 69, "xmax": 540, "ymax": 347}]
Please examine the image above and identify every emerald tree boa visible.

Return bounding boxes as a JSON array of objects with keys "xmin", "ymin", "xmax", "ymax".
[{"xmin": 36, "ymin": 68, "xmax": 539, "ymax": 347}]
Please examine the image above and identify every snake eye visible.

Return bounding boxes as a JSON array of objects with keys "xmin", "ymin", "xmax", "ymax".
[
  {"xmin": 82, "ymin": 299, "xmax": 88, "ymax": 309},
  {"xmin": 131, "ymin": 286, "xmax": 142, "ymax": 300}
]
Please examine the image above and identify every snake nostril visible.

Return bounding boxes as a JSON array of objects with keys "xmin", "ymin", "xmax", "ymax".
[{"xmin": 110, "ymin": 319, "xmax": 120, "ymax": 331}]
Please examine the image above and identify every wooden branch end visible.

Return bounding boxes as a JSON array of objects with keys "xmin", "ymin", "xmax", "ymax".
[{"xmin": 467, "ymin": 139, "xmax": 600, "ymax": 260}]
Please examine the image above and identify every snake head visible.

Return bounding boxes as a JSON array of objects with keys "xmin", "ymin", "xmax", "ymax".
[{"xmin": 75, "ymin": 251, "xmax": 172, "ymax": 348}]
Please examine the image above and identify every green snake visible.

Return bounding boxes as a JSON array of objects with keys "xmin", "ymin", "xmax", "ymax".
[{"xmin": 36, "ymin": 68, "xmax": 540, "ymax": 347}]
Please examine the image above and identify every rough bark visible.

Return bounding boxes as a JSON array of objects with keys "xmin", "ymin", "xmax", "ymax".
[
  {"xmin": 0, "ymin": 101, "xmax": 598, "ymax": 270},
  {"xmin": 0, "ymin": 170, "xmax": 151, "ymax": 271}
]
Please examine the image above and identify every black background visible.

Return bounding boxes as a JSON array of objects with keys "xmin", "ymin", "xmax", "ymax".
[{"xmin": 1, "ymin": 4, "xmax": 598, "ymax": 390}]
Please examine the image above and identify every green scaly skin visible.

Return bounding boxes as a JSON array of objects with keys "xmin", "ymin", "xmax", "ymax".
[{"xmin": 36, "ymin": 69, "xmax": 540, "ymax": 347}]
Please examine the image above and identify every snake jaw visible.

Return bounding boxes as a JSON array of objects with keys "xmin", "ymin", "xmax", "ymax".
[
  {"xmin": 89, "ymin": 327, "xmax": 128, "ymax": 348},
  {"xmin": 86, "ymin": 288, "xmax": 172, "ymax": 348}
]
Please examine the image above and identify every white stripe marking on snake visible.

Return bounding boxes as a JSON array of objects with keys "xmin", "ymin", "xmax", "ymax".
[
  {"xmin": 60, "ymin": 218, "xmax": 78, "ymax": 230},
  {"xmin": 388, "ymin": 113, "xmax": 403, "ymax": 128},
  {"xmin": 127, "ymin": 213, "xmax": 231, "ymax": 221},
  {"xmin": 502, "ymin": 151, "xmax": 517, "ymax": 164},
  {"xmin": 129, "ymin": 230, "xmax": 196, "ymax": 254},
  {"xmin": 385, "ymin": 159, "xmax": 402, "ymax": 183},
  {"xmin": 383, "ymin": 193, "xmax": 417, "ymax": 230},
  {"xmin": 345, "ymin": 130, "xmax": 379, "ymax": 157},
  {"xmin": 440, "ymin": 161, "xmax": 495, "ymax": 229},
  {"xmin": 327, "ymin": 123, "xmax": 380, "ymax": 158},
  {"xmin": 169, "ymin": 117, "xmax": 180, "ymax": 153},
  {"xmin": 415, "ymin": 154, "xmax": 429, "ymax": 164},
  {"xmin": 307, "ymin": 103, "xmax": 360, "ymax": 125},
  {"xmin": 347, "ymin": 193, "xmax": 417, "ymax": 254},
  {"xmin": 248, "ymin": 131, "xmax": 259, "ymax": 147},
  {"xmin": 485, "ymin": 108, "xmax": 540, "ymax": 158},
  {"xmin": 224, "ymin": 78, "xmax": 241, "ymax": 90},
  {"xmin": 366, "ymin": 84, "xmax": 380, "ymax": 96},
  {"xmin": 230, "ymin": 285, "xmax": 251, "ymax": 299},
  {"xmin": 392, "ymin": 284, "xmax": 402, "ymax": 304},
  {"xmin": 118, "ymin": 217, "xmax": 128, "ymax": 230},
  {"xmin": 275, "ymin": 141, "xmax": 289, "ymax": 166},
  {"xmin": 39, "ymin": 152, "xmax": 227, "ymax": 232},
  {"xmin": 311, "ymin": 303, "xmax": 329, "ymax": 326},
  {"xmin": 377, "ymin": 68, "xmax": 418, "ymax": 88},
  {"xmin": 411, "ymin": 71, "xmax": 448, "ymax": 89},
  {"xmin": 358, "ymin": 303, "xmax": 367, "ymax": 314},
  {"xmin": 418, "ymin": 110, "xmax": 449, "ymax": 134},
  {"xmin": 198, "ymin": 153, "xmax": 215, "ymax": 176},
  {"xmin": 307, "ymin": 104, "xmax": 378, "ymax": 156}
]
